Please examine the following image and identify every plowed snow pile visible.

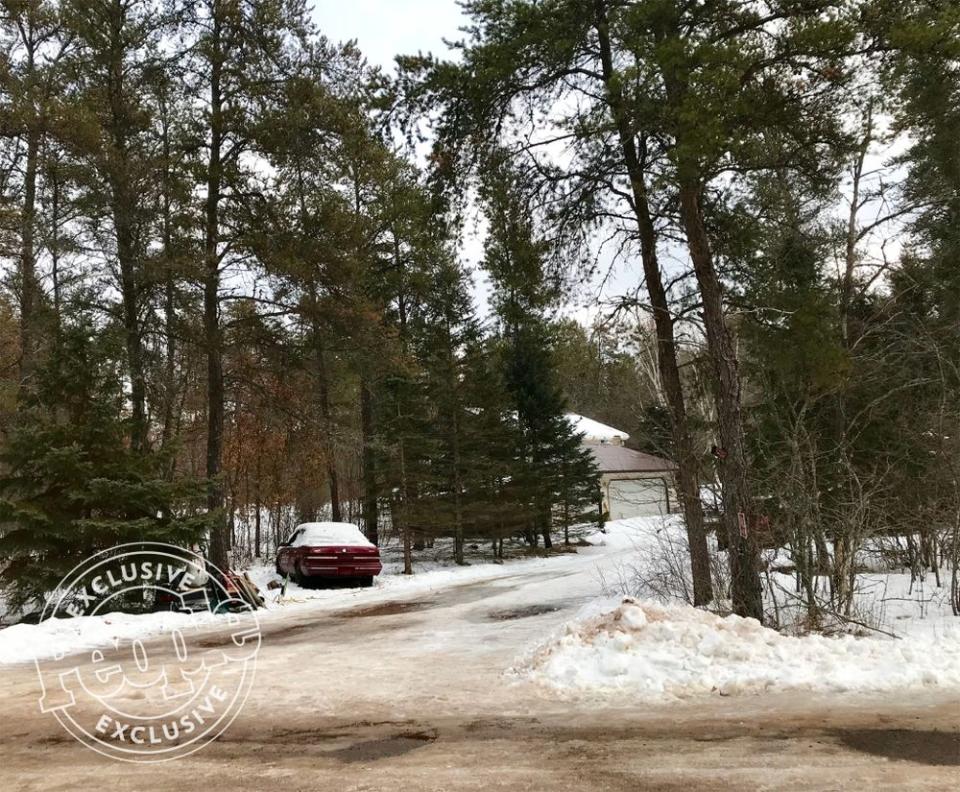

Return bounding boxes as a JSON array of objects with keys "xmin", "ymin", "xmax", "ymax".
[{"xmin": 515, "ymin": 598, "xmax": 960, "ymax": 699}]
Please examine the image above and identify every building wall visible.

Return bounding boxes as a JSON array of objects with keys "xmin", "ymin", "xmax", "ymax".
[{"xmin": 600, "ymin": 472, "xmax": 675, "ymax": 520}]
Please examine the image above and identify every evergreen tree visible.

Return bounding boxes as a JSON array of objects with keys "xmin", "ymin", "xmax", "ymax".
[
  {"xmin": 462, "ymin": 335, "xmax": 528, "ymax": 556},
  {"xmin": 398, "ymin": 0, "xmax": 721, "ymax": 604},
  {"xmin": 3, "ymin": 0, "xmax": 66, "ymax": 391},
  {"xmin": 181, "ymin": 0, "xmax": 312, "ymax": 567},
  {"xmin": 0, "ymin": 323, "xmax": 209, "ymax": 611},
  {"xmin": 411, "ymin": 255, "xmax": 488, "ymax": 564},
  {"xmin": 61, "ymin": 0, "xmax": 165, "ymax": 453},
  {"xmin": 481, "ymin": 157, "xmax": 599, "ymax": 549},
  {"xmin": 876, "ymin": 0, "xmax": 960, "ymax": 611}
]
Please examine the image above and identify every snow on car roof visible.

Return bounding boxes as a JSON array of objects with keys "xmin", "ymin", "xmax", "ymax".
[{"xmin": 291, "ymin": 522, "xmax": 374, "ymax": 547}]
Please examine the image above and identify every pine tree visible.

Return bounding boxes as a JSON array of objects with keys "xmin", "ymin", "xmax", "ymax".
[
  {"xmin": 553, "ymin": 419, "xmax": 603, "ymax": 545},
  {"xmin": 0, "ymin": 323, "xmax": 210, "ymax": 612},
  {"xmin": 413, "ymin": 255, "xmax": 484, "ymax": 564},
  {"xmin": 3, "ymin": 0, "xmax": 65, "ymax": 391},
  {"xmin": 481, "ymin": 157, "xmax": 600, "ymax": 549},
  {"xmin": 461, "ymin": 335, "xmax": 528, "ymax": 557},
  {"xmin": 181, "ymin": 0, "xmax": 312, "ymax": 567},
  {"xmin": 400, "ymin": 0, "xmax": 718, "ymax": 603},
  {"xmin": 61, "ymin": 0, "xmax": 165, "ymax": 453},
  {"xmin": 876, "ymin": 0, "xmax": 960, "ymax": 612},
  {"xmin": 245, "ymin": 49, "xmax": 366, "ymax": 524}
]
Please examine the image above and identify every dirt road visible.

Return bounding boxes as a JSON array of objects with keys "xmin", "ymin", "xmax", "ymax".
[{"xmin": 1, "ymin": 553, "xmax": 958, "ymax": 791}]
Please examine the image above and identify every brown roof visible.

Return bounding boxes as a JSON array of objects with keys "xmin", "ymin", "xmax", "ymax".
[{"xmin": 587, "ymin": 444, "xmax": 677, "ymax": 474}]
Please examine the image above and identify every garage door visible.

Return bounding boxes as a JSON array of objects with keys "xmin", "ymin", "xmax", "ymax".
[{"xmin": 608, "ymin": 478, "xmax": 668, "ymax": 520}]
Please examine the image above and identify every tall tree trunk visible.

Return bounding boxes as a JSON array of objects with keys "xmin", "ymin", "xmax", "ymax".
[
  {"xmin": 158, "ymin": 87, "xmax": 178, "ymax": 461},
  {"xmin": 451, "ymin": 359, "xmax": 465, "ymax": 566},
  {"xmin": 360, "ymin": 379, "xmax": 378, "ymax": 545},
  {"xmin": 115, "ymin": 205, "xmax": 147, "ymax": 452},
  {"xmin": 538, "ymin": 454, "xmax": 552, "ymax": 549},
  {"xmin": 204, "ymin": 4, "xmax": 227, "ymax": 569},
  {"xmin": 399, "ymin": 446, "xmax": 412, "ymax": 575},
  {"xmin": 18, "ymin": 126, "xmax": 40, "ymax": 392},
  {"xmin": 950, "ymin": 499, "xmax": 960, "ymax": 617},
  {"xmin": 677, "ymin": 184, "xmax": 763, "ymax": 621},
  {"xmin": 840, "ymin": 105, "xmax": 873, "ymax": 347},
  {"xmin": 541, "ymin": 505, "xmax": 552, "ymax": 549},
  {"xmin": 254, "ymin": 445, "xmax": 262, "ymax": 559},
  {"xmin": 650, "ymin": 9, "xmax": 762, "ymax": 620},
  {"xmin": 314, "ymin": 326, "xmax": 342, "ymax": 521},
  {"xmin": 161, "ymin": 260, "xmax": 177, "ymax": 456},
  {"xmin": 594, "ymin": 1, "xmax": 713, "ymax": 605},
  {"xmin": 402, "ymin": 510, "xmax": 412, "ymax": 575},
  {"xmin": 48, "ymin": 160, "xmax": 62, "ymax": 345},
  {"xmin": 106, "ymin": 1, "xmax": 147, "ymax": 453}
]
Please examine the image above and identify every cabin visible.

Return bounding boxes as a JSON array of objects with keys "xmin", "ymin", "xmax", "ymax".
[{"xmin": 567, "ymin": 414, "xmax": 676, "ymax": 520}]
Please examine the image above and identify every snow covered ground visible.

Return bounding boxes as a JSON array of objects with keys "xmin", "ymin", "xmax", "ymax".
[
  {"xmin": 503, "ymin": 517, "xmax": 960, "ymax": 701},
  {"xmin": 0, "ymin": 528, "xmax": 600, "ymax": 665},
  {"xmin": 512, "ymin": 596, "xmax": 960, "ymax": 699},
  {"xmin": 0, "ymin": 608, "xmax": 240, "ymax": 665},
  {"xmin": 2, "ymin": 516, "xmax": 959, "ymax": 708},
  {"xmin": 246, "ymin": 556, "xmax": 559, "ymax": 613},
  {"xmin": 601, "ymin": 516, "xmax": 960, "ymax": 641}
]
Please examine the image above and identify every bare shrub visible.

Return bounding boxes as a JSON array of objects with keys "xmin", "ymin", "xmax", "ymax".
[{"xmin": 603, "ymin": 522, "xmax": 730, "ymax": 612}]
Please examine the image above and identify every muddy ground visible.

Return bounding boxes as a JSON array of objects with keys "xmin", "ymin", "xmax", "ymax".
[{"xmin": 1, "ymin": 561, "xmax": 957, "ymax": 790}]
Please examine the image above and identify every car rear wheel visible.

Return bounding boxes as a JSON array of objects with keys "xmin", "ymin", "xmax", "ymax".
[
  {"xmin": 294, "ymin": 564, "xmax": 309, "ymax": 587},
  {"xmin": 359, "ymin": 576, "xmax": 374, "ymax": 588}
]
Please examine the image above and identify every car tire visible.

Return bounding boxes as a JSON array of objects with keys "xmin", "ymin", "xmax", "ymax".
[{"xmin": 360, "ymin": 576, "xmax": 374, "ymax": 588}]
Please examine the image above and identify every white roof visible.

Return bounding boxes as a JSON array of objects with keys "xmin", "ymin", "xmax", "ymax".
[
  {"xmin": 291, "ymin": 522, "xmax": 374, "ymax": 547},
  {"xmin": 566, "ymin": 413, "xmax": 629, "ymax": 443}
]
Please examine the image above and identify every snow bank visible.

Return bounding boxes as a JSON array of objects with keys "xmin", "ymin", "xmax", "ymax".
[
  {"xmin": 0, "ymin": 610, "xmax": 208, "ymax": 665},
  {"xmin": 515, "ymin": 597, "xmax": 960, "ymax": 699}
]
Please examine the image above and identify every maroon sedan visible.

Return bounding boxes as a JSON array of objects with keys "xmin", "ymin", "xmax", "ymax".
[{"xmin": 276, "ymin": 522, "xmax": 382, "ymax": 587}]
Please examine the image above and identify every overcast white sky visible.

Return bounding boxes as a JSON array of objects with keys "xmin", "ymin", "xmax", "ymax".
[
  {"xmin": 310, "ymin": 1, "xmax": 631, "ymax": 325},
  {"xmin": 308, "ymin": 3, "xmax": 900, "ymax": 331},
  {"xmin": 313, "ymin": 1, "xmax": 467, "ymax": 71}
]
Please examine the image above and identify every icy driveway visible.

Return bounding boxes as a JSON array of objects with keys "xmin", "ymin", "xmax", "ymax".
[
  {"xmin": 0, "ymin": 521, "xmax": 958, "ymax": 790},
  {"xmin": 7, "ymin": 516, "xmax": 960, "ymax": 707}
]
